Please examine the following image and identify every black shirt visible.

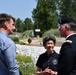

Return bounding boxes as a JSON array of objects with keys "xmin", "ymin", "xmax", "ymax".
[
  {"xmin": 58, "ymin": 34, "xmax": 76, "ymax": 75},
  {"xmin": 36, "ymin": 51, "xmax": 59, "ymax": 71}
]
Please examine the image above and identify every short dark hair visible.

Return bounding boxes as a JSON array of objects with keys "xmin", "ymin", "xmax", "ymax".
[
  {"xmin": 43, "ymin": 35, "xmax": 56, "ymax": 46},
  {"xmin": 0, "ymin": 13, "xmax": 15, "ymax": 27}
]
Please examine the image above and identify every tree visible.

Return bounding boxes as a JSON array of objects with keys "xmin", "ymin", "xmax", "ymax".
[
  {"xmin": 24, "ymin": 18, "xmax": 34, "ymax": 30},
  {"xmin": 15, "ymin": 18, "xmax": 34, "ymax": 32},
  {"xmin": 32, "ymin": 0, "xmax": 58, "ymax": 34},
  {"xmin": 59, "ymin": 0, "xmax": 76, "ymax": 19},
  {"xmin": 15, "ymin": 18, "xmax": 24, "ymax": 32}
]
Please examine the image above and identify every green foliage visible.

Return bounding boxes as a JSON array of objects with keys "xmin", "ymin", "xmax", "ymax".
[
  {"xmin": 22, "ymin": 30, "xmax": 33, "ymax": 38},
  {"xmin": 16, "ymin": 54, "xmax": 36, "ymax": 75},
  {"xmin": 19, "ymin": 63, "xmax": 36, "ymax": 75},
  {"xmin": 11, "ymin": 37, "xmax": 26, "ymax": 45},
  {"xmin": 16, "ymin": 54, "xmax": 32, "ymax": 63},
  {"xmin": 15, "ymin": 18, "xmax": 34, "ymax": 33},
  {"xmin": 32, "ymin": 0, "xmax": 58, "ymax": 34},
  {"xmin": 15, "ymin": 18, "xmax": 24, "ymax": 32},
  {"xmin": 18, "ymin": 42, "xmax": 26, "ymax": 45},
  {"xmin": 43, "ymin": 29, "xmax": 60, "ymax": 37},
  {"xmin": 24, "ymin": 18, "xmax": 34, "ymax": 30},
  {"xmin": 12, "ymin": 37, "xmax": 19, "ymax": 43},
  {"xmin": 59, "ymin": 0, "xmax": 76, "ymax": 19},
  {"xmin": 14, "ymin": 0, "xmax": 76, "ymax": 34}
]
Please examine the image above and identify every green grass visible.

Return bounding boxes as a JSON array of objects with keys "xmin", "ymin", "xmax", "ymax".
[
  {"xmin": 16, "ymin": 54, "xmax": 36, "ymax": 75},
  {"xmin": 19, "ymin": 63, "xmax": 36, "ymax": 75},
  {"xmin": 16, "ymin": 54, "xmax": 32, "ymax": 63}
]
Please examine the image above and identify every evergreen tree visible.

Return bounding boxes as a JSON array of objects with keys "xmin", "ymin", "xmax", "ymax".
[
  {"xmin": 24, "ymin": 18, "xmax": 34, "ymax": 30},
  {"xmin": 15, "ymin": 18, "xmax": 24, "ymax": 32},
  {"xmin": 32, "ymin": 0, "xmax": 58, "ymax": 34},
  {"xmin": 59, "ymin": 0, "xmax": 76, "ymax": 19}
]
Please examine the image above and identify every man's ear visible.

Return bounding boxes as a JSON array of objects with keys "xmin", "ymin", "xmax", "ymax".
[
  {"xmin": 4, "ymin": 21, "xmax": 9, "ymax": 28},
  {"xmin": 65, "ymin": 25, "xmax": 70, "ymax": 30}
]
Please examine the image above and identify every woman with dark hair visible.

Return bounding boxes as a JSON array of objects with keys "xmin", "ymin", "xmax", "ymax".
[{"xmin": 36, "ymin": 35, "xmax": 59, "ymax": 75}]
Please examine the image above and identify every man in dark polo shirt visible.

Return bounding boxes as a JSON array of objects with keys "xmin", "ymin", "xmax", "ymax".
[{"xmin": 58, "ymin": 18, "xmax": 76, "ymax": 75}]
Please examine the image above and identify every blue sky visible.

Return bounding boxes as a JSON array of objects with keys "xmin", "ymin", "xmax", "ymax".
[{"xmin": 0, "ymin": 0, "xmax": 37, "ymax": 21}]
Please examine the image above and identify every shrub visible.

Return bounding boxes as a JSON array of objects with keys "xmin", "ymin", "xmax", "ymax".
[
  {"xmin": 16, "ymin": 54, "xmax": 32, "ymax": 63},
  {"xmin": 43, "ymin": 29, "xmax": 60, "ymax": 37},
  {"xmin": 12, "ymin": 37, "xmax": 19, "ymax": 43},
  {"xmin": 19, "ymin": 63, "xmax": 36, "ymax": 75},
  {"xmin": 22, "ymin": 30, "xmax": 33, "ymax": 38},
  {"xmin": 11, "ymin": 37, "xmax": 27, "ymax": 45},
  {"xmin": 16, "ymin": 54, "xmax": 36, "ymax": 75}
]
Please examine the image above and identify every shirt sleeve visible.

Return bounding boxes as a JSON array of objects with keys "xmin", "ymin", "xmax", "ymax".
[
  {"xmin": 58, "ymin": 42, "xmax": 75, "ymax": 75},
  {"xmin": 3, "ymin": 39, "xmax": 20, "ymax": 75},
  {"xmin": 36, "ymin": 55, "xmax": 42, "ymax": 68}
]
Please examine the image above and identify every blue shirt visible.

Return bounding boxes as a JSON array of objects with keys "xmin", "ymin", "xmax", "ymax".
[{"xmin": 0, "ymin": 31, "xmax": 20, "ymax": 75}]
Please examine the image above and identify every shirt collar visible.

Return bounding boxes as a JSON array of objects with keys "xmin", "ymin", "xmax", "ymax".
[
  {"xmin": 46, "ymin": 50, "xmax": 55, "ymax": 57},
  {"xmin": 66, "ymin": 33, "xmax": 76, "ymax": 40}
]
